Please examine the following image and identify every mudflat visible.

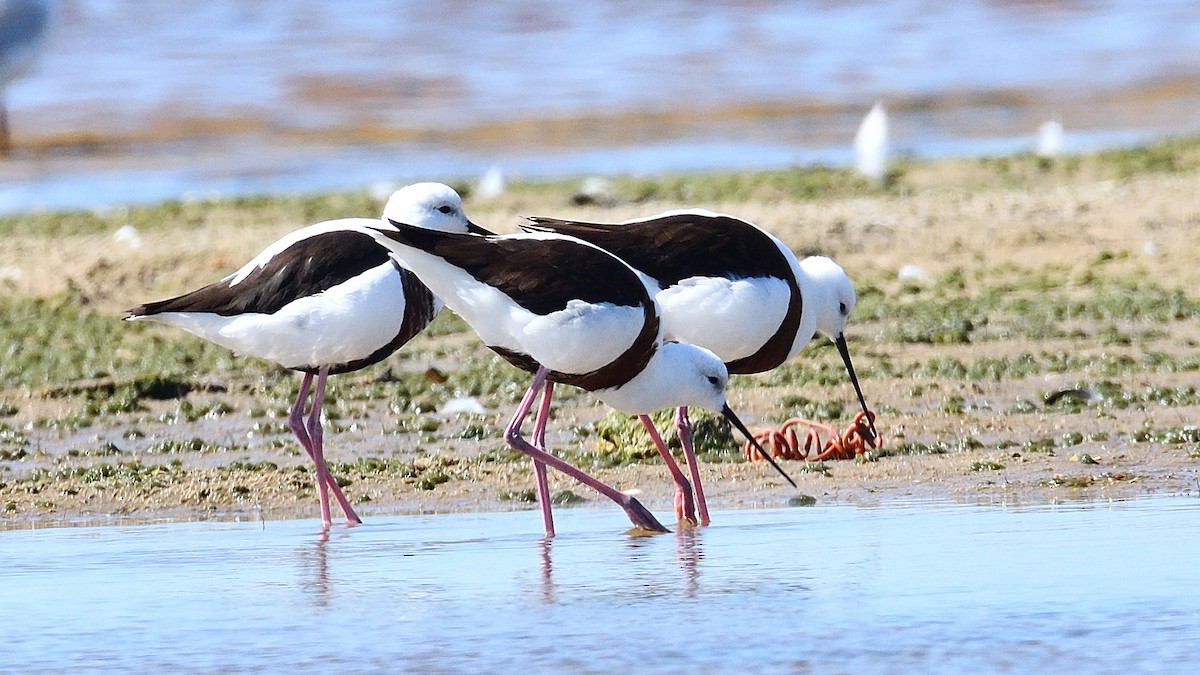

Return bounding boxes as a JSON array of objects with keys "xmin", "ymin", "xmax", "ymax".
[{"xmin": 3, "ymin": 142, "xmax": 1199, "ymax": 528}]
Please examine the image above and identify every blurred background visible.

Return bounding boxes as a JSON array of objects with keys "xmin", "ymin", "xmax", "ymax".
[{"xmin": 1, "ymin": 0, "xmax": 1199, "ymax": 213}]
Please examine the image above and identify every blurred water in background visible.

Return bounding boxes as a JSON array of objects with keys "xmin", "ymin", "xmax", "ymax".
[{"xmin": 2, "ymin": 0, "xmax": 1200, "ymax": 212}]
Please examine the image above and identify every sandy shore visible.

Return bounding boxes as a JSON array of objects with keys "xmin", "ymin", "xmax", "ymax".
[{"xmin": 3, "ymin": 143, "xmax": 1200, "ymax": 529}]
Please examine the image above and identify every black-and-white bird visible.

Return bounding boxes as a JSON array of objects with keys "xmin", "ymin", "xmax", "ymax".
[
  {"xmin": 523, "ymin": 209, "xmax": 874, "ymax": 525},
  {"xmin": 125, "ymin": 182, "xmax": 486, "ymax": 527},
  {"xmin": 371, "ymin": 222, "xmax": 793, "ymax": 537}
]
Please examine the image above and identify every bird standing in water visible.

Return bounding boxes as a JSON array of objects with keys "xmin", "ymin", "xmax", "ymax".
[
  {"xmin": 126, "ymin": 183, "xmax": 485, "ymax": 527},
  {"xmin": 372, "ymin": 222, "xmax": 793, "ymax": 537},
  {"xmin": 524, "ymin": 210, "xmax": 874, "ymax": 526}
]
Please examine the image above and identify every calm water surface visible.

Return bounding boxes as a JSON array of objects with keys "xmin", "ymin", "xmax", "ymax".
[{"xmin": 2, "ymin": 498, "xmax": 1198, "ymax": 672}]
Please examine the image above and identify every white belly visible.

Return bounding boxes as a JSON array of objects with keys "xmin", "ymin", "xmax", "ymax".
[
  {"xmin": 516, "ymin": 299, "xmax": 646, "ymax": 375},
  {"xmin": 144, "ymin": 262, "xmax": 413, "ymax": 369},
  {"xmin": 657, "ymin": 275, "xmax": 790, "ymax": 362}
]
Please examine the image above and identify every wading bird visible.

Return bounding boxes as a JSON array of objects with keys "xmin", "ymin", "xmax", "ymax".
[
  {"xmin": 126, "ymin": 183, "xmax": 486, "ymax": 527},
  {"xmin": 523, "ymin": 210, "xmax": 874, "ymax": 525},
  {"xmin": 372, "ymin": 222, "xmax": 794, "ymax": 537}
]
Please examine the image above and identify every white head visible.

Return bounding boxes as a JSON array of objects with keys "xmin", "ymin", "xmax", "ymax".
[
  {"xmin": 799, "ymin": 255, "xmax": 857, "ymax": 341},
  {"xmin": 798, "ymin": 255, "xmax": 879, "ymax": 443},
  {"xmin": 381, "ymin": 182, "xmax": 477, "ymax": 234},
  {"xmin": 655, "ymin": 342, "xmax": 732, "ymax": 414},
  {"xmin": 596, "ymin": 341, "xmax": 796, "ymax": 486},
  {"xmin": 593, "ymin": 342, "xmax": 727, "ymax": 415}
]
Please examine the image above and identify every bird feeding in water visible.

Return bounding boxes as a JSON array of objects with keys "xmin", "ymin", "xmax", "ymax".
[
  {"xmin": 370, "ymin": 221, "xmax": 794, "ymax": 537},
  {"xmin": 524, "ymin": 209, "xmax": 875, "ymax": 526},
  {"xmin": 125, "ymin": 183, "xmax": 487, "ymax": 527}
]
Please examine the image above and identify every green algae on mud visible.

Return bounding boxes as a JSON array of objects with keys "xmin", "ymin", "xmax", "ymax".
[{"xmin": 571, "ymin": 408, "xmax": 740, "ymax": 468}]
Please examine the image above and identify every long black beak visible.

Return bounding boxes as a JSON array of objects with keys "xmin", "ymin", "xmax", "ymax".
[
  {"xmin": 466, "ymin": 220, "xmax": 492, "ymax": 235},
  {"xmin": 834, "ymin": 334, "xmax": 878, "ymax": 442},
  {"xmin": 722, "ymin": 404, "xmax": 796, "ymax": 488}
]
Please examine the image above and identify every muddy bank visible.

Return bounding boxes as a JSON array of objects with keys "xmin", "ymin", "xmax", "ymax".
[{"xmin": 4, "ymin": 142, "xmax": 1200, "ymax": 528}]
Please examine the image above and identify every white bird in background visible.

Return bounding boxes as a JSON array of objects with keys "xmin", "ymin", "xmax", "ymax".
[
  {"xmin": 854, "ymin": 101, "xmax": 889, "ymax": 182},
  {"xmin": 0, "ymin": 0, "xmax": 53, "ymax": 154},
  {"xmin": 113, "ymin": 224, "xmax": 142, "ymax": 249},
  {"xmin": 475, "ymin": 165, "xmax": 506, "ymax": 200},
  {"xmin": 1037, "ymin": 118, "xmax": 1064, "ymax": 158}
]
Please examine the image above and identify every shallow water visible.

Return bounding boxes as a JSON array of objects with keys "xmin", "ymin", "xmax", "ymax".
[
  {"xmin": 2, "ymin": 498, "xmax": 1198, "ymax": 672},
  {"xmin": 3, "ymin": 1, "xmax": 1200, "ymax": 212}
]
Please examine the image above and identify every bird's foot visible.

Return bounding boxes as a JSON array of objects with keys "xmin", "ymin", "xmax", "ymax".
[
  {"xmin": 674, "ymin": 488, "xmax": 698, "ymax": 527},
  {"xmin": 623, "ymin": 497, "xmax": 670, "ymax": 534}
]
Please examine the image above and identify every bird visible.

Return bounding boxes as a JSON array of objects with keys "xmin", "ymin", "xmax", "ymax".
[
  {"xmin": 854, "ymin": 101, "xmax": 889, "ymax": 182},
  {"xmin": 0, "ymin": 0, "xmax": 54, "ymax": 154},
  {"xmin": 125, "ymin": 182, "xmax": 487, "ymax": 527},
  {"xmin": 523, "ymin": 209, "xmax": 875, "ymax": 526},
  {"xmin": 1036, "ymin": 118, "xmax": 1064, "ymax": 159},
  {"xmin": 475, "ymin": 165, "xmax": 506, "ymax": 200},
  {"xmin": 369, "ymin": 222, "xmax": 794, "ymax": 538}
]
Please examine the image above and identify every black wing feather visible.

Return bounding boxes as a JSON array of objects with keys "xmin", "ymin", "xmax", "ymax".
[
  {"xmin": 381, "ymin": 223, "xmax": 649, "ymax": 315},
  {"xmin": 127, "ymin": 230, "xmax": 392, "ymax": 318},
  {"xmin": 524, "ymin": 214, "xmax": 792, "ymax": 286},
  {"xmin": 526, "ymin": 213, "xmax": 805, "ymax": 375}
]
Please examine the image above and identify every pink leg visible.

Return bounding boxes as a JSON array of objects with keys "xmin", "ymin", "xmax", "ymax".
[
  {"xmin": 675, "ymin": 406, "xmax": 710, "ymax": 526},
  {"xmin": 289, "ymin": 372, "xmax": 361, "ymax": 525},
  {"xmin": 639, "ymin": 415, "xmax": 696, "ymax": 525},
  {"xmin": 290, "ymin": 368, "xmax": 362, "ymax": 527},
  {"xmin": 300, "ymin": 371, "xmax": 331, "ymax": 526},
  {"xmin": 507, "ymin": 368, "xmax": 668, "ymax": 534},
  {"xmin": 530, "ymin": 380, "xmax": 555, "ymax": 538},
  {"xmin": 288, "ymin": 373, "xmax": 328, "ymax": 524}
]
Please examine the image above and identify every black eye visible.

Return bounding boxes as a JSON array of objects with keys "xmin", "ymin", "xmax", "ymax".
[
  {"xmin": 707, "ymin": 376, "xmax": 720, "ymax": 385},
  {"xmin": 437, "ymin": 205, "xmax": 454, "ymax": 214},
  {"xmin": 839, "ymin": 302, "xmax": 848, "ymax": 315}
]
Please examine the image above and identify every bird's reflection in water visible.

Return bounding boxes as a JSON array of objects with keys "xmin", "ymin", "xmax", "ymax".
[
  {"xmin": 675, "ymin": 526, "xmax": 703, "ymax": 599},
  {"xmin": 539, "ymin": 538, "xmax": 556, "ymax": 605},
  {"xmin": 300, "ymin": 528, "xmax": 331, "ymax": 608},
  {"xmin": 535, "ymin": 525, "xmax": 706, "ymax": 603}
]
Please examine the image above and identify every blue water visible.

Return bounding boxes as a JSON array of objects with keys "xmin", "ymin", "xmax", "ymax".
[
  {"xmin": 2, "ymin": 0, "xmax": 1200, "ymax": 213},
  {"xmin": 2, "ymin": 498, "xmax": 1198, "ymax": 672},
  {"xmin": 18, "ymin": 1, "xmax": 1200, "ymax": 131}
]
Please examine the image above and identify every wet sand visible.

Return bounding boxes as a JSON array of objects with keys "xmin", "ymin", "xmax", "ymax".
[{"xmin": 3, "ymin": 145, "xmax": 1200, "ymax": 528}]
